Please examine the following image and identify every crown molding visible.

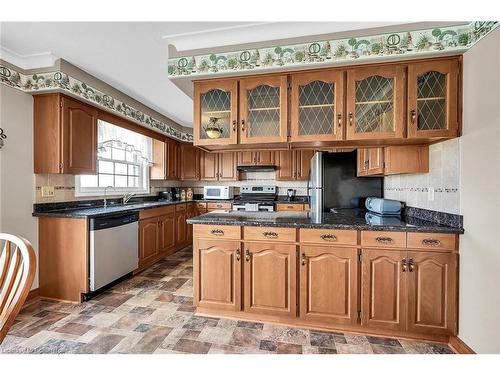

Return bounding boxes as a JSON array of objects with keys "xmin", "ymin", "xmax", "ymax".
[{"xmin": 0, "ymin": 46, "xmax": 58, "ymax": 70}]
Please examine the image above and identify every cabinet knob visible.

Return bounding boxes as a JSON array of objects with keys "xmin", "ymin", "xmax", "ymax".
[
  {"xmin": 241, "ymin": 119, "xmax": 245, "ymax": 132},
  {"xmin": 422, "ymin": 238, "xmax": 441, "ymax": 247},
  {"xmin": 409, "ymin": 257, "xmax": 414, "ymax": 272},
  {"xmin": 232, "ymin": 120, "xmax": 237, "ymax": 131},
  {"xmin": 320, "ymin": 234, "xmax": 337, "ymax": 242},
  {"xmin": 375, "ymin": 236, "xmax": 394, "ymax": 244},
  {"xmin": 348, "ymin": 112, "xmax": 353, "ymax": 126},
  {"xmin": 301, "ymin": 252, "xmax": 307, "ymax": 266},
  {"xmin": 402, "ymin": 257, "xmax": 407, "ymax": 272},
  {"xmin": 410, "ymin": 109, "xmax": 416, "ymax": 124},
  {"xmin": 337, "ymin": 113, "xmax": 342, "ymax": 127},
  {"xmin": 262, "ymin": 231, "xmax": 279, "ymax": 239},
  {"xmin": 235, "ymin": 248, "xmax": 240, "ymax": 261},
  {"xmin": 210, "ymin": 229, "xmax": 224, "ymax": 236},
  {"xmin": 245, "ymin": 249, "xmax": 250, "ymax": 262}
]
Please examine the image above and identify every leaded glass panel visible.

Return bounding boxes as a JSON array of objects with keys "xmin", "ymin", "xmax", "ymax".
[
  {"xmin": 298, "ymin": 80, "xmax": 335, "ymax": 135},
  {"xmin": 416, "ymin": 71, "xmax": 447, "ymax": 131},
  {"xmin": 200, "ymin": 89, "xmax": 231, "ymax": 139},
  {"xmin": 355, "ymin": 76, "xmax": 394, "ymax": 133}
]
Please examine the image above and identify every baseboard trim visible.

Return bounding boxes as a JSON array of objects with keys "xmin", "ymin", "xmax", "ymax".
[{"xmin": 449, "ymin": 336, "xmax": 475, "ymax": 354}]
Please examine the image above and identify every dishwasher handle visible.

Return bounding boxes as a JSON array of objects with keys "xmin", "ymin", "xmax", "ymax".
[{"xmin": 90, "ymin": 212, "xmax": 139, "ymax": 231}]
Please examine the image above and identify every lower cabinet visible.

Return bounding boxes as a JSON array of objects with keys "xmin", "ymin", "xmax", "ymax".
[
  {"xmin": 158, "ymin": 213, "xmax": 176, "ymax": 255},
  {"xmin": 361, "ymin": 248, "xmax": 458, "ymax": 335},
  {"xmin": 139, "ymin": 217, "xmax": 160, "ymax": 266},
  {"xmin": 299, "ymin": 246, "xmax": 359, "ymax": 326},
  {"xmin": 243, "ymin": 243, "xmax": 296, "ymax": 317},
  {"xmin": 176, "ymin": 209, "xmax": 187, "ymax": 246},
  {"xmin": 193, "ymin": 239, "xmax": 241, "ymax": 311}
]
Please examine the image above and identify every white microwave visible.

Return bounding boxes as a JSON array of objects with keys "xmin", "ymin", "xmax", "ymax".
[{"xmin": 203, "ymin": 186, "xmax": 234, "ymax": 200}]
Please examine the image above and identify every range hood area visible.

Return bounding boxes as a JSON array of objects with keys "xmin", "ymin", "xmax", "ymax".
[{"xmin": 236, "ymin": 165, "xmax": 277, "ymax": 172}]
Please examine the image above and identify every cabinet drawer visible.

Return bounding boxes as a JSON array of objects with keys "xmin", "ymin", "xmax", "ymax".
[
  {"xmin": 139, "ymin": 205, "xmax": 175, "ymax": 219},
  {"xmin": 276, "ymin": 203, "xmax": 304, "ymax": 211},
  {"xmin": 300, "ymin": 228, "xmax": 357, "ymax": 246},
  {"xmin": 244, "ymin": 226, "xmax": 296, "ymax": 242},
  {"xmin": 193, "ymin": 224, "xmax": 241, "ymax": 240},
  {"xmin": 361, "ymin": 231, "xmax": 406, "ymax": 248},
  {"xmin": 207, "ymin": 202, "xmax": 232, "ymax": 210},
  {"xmin": 175, "ymin": 203, "xmax": 187, "ymax": 212},
  {"xmin": 196, "ymin": 202, "xmax": 207, "ymax": 209},
  {"xmin": 407, "ymin": 232, "xmax": 456, "ymax": 252}
]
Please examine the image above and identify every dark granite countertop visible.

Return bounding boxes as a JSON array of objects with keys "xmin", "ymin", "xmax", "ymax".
[
  {"xmin": 33, "ymin": 200, "xmax": 196, "ymax": 219},
  {"xmin": 186, "ymin": 208, "xmax": 464, "ymax": 234}
]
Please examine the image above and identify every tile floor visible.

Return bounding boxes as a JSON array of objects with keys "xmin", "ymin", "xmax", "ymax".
[{"xmin": 0, "ymin": 246, "xmax": 454, "ymax": 354}]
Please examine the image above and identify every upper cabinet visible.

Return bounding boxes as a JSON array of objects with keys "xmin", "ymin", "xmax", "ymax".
[
  {"xmin": 150, "ymin": 138, "xmax": 180, "ymax": 180},
  {"xmin": 290, "ymin": 70, "xmax": 344, "ymax": 142},
  {"xmin": 180, "ymin": 144, "xmax": 201, "ymax": 180},
  {"xmin": 346, "ymin": 65, "xmax": 405, "ymax": 140},
  {"xmin": 407, "ymin": 59, "xmax": 459, "ymax": 139},
  {"xmin": 193, "ymin": 80, "xmax": 238, "ymax": 146},
  {"xmin": 239, "ymin": 76, "xmax": 288, "ymax": 144},
  {"xmin": 34, "ymin": 94, "xmax": 97, "ymax": 174}
]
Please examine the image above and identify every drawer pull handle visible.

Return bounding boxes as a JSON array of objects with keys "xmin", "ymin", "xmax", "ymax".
[
  {"xmin": 375, "ymin": 236, "xmax": 394, "ymax": 244},
  {"xmin": 422, "ymin": 238, "xmax": 441, "ymax": 247},
  {"xmin": 245, "ymin": 249, "xmax": 250, "ymax": 262},
  {"xmin": 301, "ymin": 253, "xmax": 307, "ymax": 266},
  {"xmin": 320, "ymin": 234, "xmax": 337, "ymax": 242},
  {"xmin": 235, "ymin": 248, "xmax": 240, "ymax": 261},
  {"xmin": 210, "ymin": 229, "xmax": 224, "ymax": 236},
  {"xmin": 409, "ymin": 257, "xmax": 414, "ymax": 272},
  {"xmin": 263, "ymin": 231, "xmax": 279, "ymax": 239},
  {"xmin": 402, "ymin": 257, "xmax": 407, "ymax": 272}
]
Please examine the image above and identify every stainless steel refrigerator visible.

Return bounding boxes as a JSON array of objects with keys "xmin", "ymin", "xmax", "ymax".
[{"xmin": 308, "ymin": 151, "xmax": 383, "ymax": 216}]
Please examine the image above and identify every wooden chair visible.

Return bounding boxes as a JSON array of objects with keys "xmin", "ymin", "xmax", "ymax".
[{"xmin": 0, "ymin": 233, "xmax": 36, "ymax": 344}]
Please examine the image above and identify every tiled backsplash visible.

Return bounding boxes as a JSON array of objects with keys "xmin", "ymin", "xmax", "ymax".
[
  {"xmin": 35, "ymin": 171, "xmax": 308, "ymax": 203},
  {"xmin": 384, "ymin": 138, "xmax": 460, "ymax": 214}
]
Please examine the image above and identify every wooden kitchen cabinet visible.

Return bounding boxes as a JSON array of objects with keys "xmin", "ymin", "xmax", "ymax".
[
  {"xmin": 290, "ymin": 70, "xmax": 345, "ymax": 142},
  {"xmin": 407, "ymin": 251, "xmax": 458, "ymax": 335},
  {"xmin": 158, "ymin": 213, "xmax": 176, "ymax": 255},
  {"xmin": 239, "ymin": 76, "xmax": 288, "ymax": 144},
  {"xmin": 408, "ymin": 59, "xmax": 459, "ymax": 139},
  {"xmin": 150, "ymin": 138, "xmax": 180, "ymax": 180},
  {"xmin": 276, "ymin": 203, "xmax": 307, "ymax": 212},
  {"xmin": 201, "ymin": 151, "xmax": 238, "ymax": 181},
  {"xmin": 34, "ymin": 93, "xmax": 97, "ymax": 174},
  {"xmin": 346, "ymin": 65, "xmax": 405, "ymax": 140},
  {"xmin": 186, "ymin": 203, "xmax": 196, "ymax": 243},
  {"xmin": 237, "ymin": 151, "xmax": 275, "ymax": 166},
  {"xmin": 276, "ymin": 150, "xmax": 314, "ymax": 181},
  {"xmin": 193, "ymin": 79, "xmax": 238, "ymax": 146},
  {"xmin": 180, "ymin": 143, "xmax": 201, "ymax": 180},
  {"xmin": 361, "ymin": 249, "xmax": 406, "ymax": 331},
  {"xmin": 243, "ymin": 242, "xmax": 296, "ymax": 317},
  {"xmin": 139, "ymin": 217, "xmax": 160, "ymax": 266},
  {"xmin": 167, "ymin": 138, "xmax": 180, "ymax": 180},
  {"xmin": 357, "ymin": 146, "xmax": 429, "ymax": 176},
  {"xmin": 176, "ymin": 209, "xmax": 187, "ymax": 246},
  {"xmin": 194, "ymin": 239, "xmax": 242, "ymax": 311},
  {"xmin": 299, "ymin": 246, "xmax": 359, "ymax": 325}
]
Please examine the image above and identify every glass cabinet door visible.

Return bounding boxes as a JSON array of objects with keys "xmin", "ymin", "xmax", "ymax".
[
  {"xmin": 290, "ymin": 70, "xmax": 344, "ymax": 142},
  {"xmin": 239, "ymin": 76, "xmax": 288, "ymax": 144},
  {"xmin": 346, "ymin": 66, "xmax": 404, "ymax": 140},
  {"xmin": 408, "ymin": 59, "xmax": 459, "ymax": 138},
  {"xmin": 193, "ymin": 80, "xmax": 238, "ymax": 146}
]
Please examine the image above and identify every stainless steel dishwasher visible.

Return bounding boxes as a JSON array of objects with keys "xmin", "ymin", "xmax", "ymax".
[{"xmin": 89, "ymin": 212, "xmax": 139, "ymax": 295}]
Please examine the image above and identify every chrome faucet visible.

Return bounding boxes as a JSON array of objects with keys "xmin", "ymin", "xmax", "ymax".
[
  {"xmin": 103, "ymin": 186, "xmax": 114, "ymax": 208},
  {"xmin": 122, "ymin": 192, "xmax": 136, "ymax": 204}
]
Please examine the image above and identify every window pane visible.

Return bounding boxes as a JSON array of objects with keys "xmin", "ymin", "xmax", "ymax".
[
  {"xmin": 80, "ymin": 174, "xmax": 98, "ymax": 187},
  {"xmin": 115, "ymin": 163, "xmax": 128, "ymax": 175},
  {"xmin": 99, "ymin": 160, "xmax": 114, "ymax": 174},
  {"xmin": 128, "ymin": 165, "xmax": 139, "ymax": 176},
  {"xmin": 99, "ymin": 146, "xmax": 112, "ymax": 159},
  {"xmin": 115, "ymin": 175, "xmax": 127, "ymax": 187},
  {"xmin": 112, "ymin": 148, "xmax": 126, "ymax": 161},
  {"xmin": 98, "ymin": 174, "xmax": 114, "ymax": 187},
  {"xmin": 128, "ymin": 177, "xmax": 139, "ymax": 188},
  {"xmin": 126, "ymin": 151, "xmax": 136, "ymax": 162}
]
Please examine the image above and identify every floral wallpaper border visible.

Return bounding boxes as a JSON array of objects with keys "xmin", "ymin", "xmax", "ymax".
[
  {"xmin": 0, "ymin": 65, "xmax": 193, "ymax": 142},
  {"xmin": 168, "ymin": 21, "xmax": 498, "ymax": 78}
]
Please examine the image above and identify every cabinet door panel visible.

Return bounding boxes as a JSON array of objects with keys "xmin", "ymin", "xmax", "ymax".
[
  {"xmin": 176, "ymin": 212, "xmax": 187, "ymax": 246},
  {"xmin": 139, "ymin": 218, "xmax": 159, "ymax": 265},
  {"xmin": 407, "ymin": 251, "xmax": 457, "ymax": 335},
  {"xmin": 256, "ymin": 151, "xmax": 275, "ymax": 165},
  {"xmin": 361, "ymin": 249, "xmax": 406, "ymax": 331},
  {"xmin": 367, "ymin": 148, "xmax": 384, "ymax": 175},
  {"xmin": 357, "ymin": 149, "xmax": 368, "ymax": 176},
  {"xmin": 295, "ymin": 150, "xmax": 314, "ymax": 180},
  {"xmin": 346, "ymin": 66, "xmax": 405, "ymax": 140},
  {"xmin": 244, "ymin": 243, "xmax": 296, "ymax": 317},
  {"xmin": 193, "ymin": 80, "xmax": 238, "ymax": 146},
  {"xmin": 218, "ymin": 152, "xmax": 238, "ymax": 181},
  {"xmin": 194, "ymin": 239, "xmax": 241, "ymax": 311},
  {"xmin": 275, "ymin": 150, "xmax": 294, "ymax": 180},
  {"xmin": 239, "ymin": 76, "xmax": 288, "ymax": 144},
  {"xmin": 166, "ymin": 139, "xmax": 179, "ymax": 180},
  {"xmin": 291, "ymin": 70, "xmax": 345, "ymax": 142},
  {"xmin": 408, "ymin": 59, "xmax": 459, "ymax": 139},
  {"xmin": 158, "ymin": 214, "xmax": 176, "ymax": 255},
  {"xmin": 238, "ymin": 151, "xmax": 255, "ymax": 165},
  {"xmin": 300, "ymin": 246, "xmax": 358, "ymax": 325},
  {"xmin": 61, "ymin": 97, "xmax": 97, "ymax": 174},
  {"xmin": 151, "ymin": 139, "xmax": 166, "ymax": 180},
  {"xmin": 201, "ymin": 152, "xmax": 218, "ymax": 181},
  {"xmin": 181, "ymin": 144, "xmax": 200, "ymax": 180}
]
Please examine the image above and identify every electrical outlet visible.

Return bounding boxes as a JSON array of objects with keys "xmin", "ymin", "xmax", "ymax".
[
  {"xmin": 428, "ymin": 187, "xmax": 435, "ymax": 201},
  {"xmin": 41, "ymin": 186, "xmax": 55, "ymax": 197}
]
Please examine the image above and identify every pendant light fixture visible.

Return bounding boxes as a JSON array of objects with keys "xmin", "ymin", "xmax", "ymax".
[{"xmin": 203, "ymin": 117, "xmax": 223, "ymax": 139}]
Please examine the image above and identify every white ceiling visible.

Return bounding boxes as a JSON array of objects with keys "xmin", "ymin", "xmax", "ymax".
[{"xmin": 1, "ymin": 22, "xmax": 404, "ymax": 127}]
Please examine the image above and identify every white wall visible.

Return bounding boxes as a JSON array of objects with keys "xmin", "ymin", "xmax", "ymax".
[
  {"xmin": 459, "ymin": 28, "xmax": 500, "ymax": 353},
  {"xmin": 0, "ymin": 85, "xmax": 38, "ymax": 288},
  {"xmin": 384, "ymin": 139, "xmax": 460, "ymax": 214}
]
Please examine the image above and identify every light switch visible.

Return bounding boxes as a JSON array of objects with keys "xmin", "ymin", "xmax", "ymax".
[
  {"xmin": 41, "ymin": 186, "xmax": 55, "ymax": 197},
  {"xmin": 428, "ymin": 187, "xmax": 434, "ymax": 201}
]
